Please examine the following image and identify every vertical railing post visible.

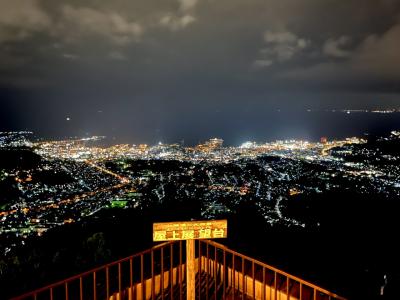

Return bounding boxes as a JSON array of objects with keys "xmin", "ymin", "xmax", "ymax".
[
  {"xmin": 170, "ymin": 243, "xmax": 173, "ymax": 299},
  {"xmin": 252, "ymin": 261, "xmax": 255, "ymax": 300},
  {"xmin": 93, "ymin": 272, "xmax": 97, "ymax": 300},
  {"xmin": 232, "ymin": 253, "xmax": 235, "ymax": 296},
  {"xmin": 206, "ymin": 243, "xmax": 209, "ymax": 300},
  {"xmin": 198, "ymin": 241, "xmax": 202, "ymax": 300},
  {"xmin": 65, "ymin": 282, "xmax": 69, "ymax": 300},
  {"xmin": 223, "ymin": 249, "xmax": 226, "ymax": 299},
  {"xmin": 151, "ymin": 250, "xmax": 155, "ymax": 300},
  {"xmin": 214, "ymin": 246, "xmax": 217, "ymax": 300},
  {"xmin": 186, "ymin": 239, "xmax": 196, "ymax": 300},
  {"xmin": 118, "ymin": 262, "xmax": 122, "ymax": 300},
  {"xmin": 106, "ymin": 266, "xmax": 110, "ymax": 299},
  {"xmin": 179, "ymin": 241, "xmax": 183, "ymax": 300},
  {"xmin": 161, "ymin": 247, "xmax": 164, "ymax": 300},
  {"xmin": 299, "ymin": 282, "xmax": 302, "ymax": 300},
  {"xmin": 79, "ymin": 277, "xmax": 83, "ymax": 300},
  {"xmin": 262, "ymin": 267, "xmax": 265, "ymax": 300},
  {"xmin": 241, "ymin": 257, "xmax": 245, "ymax": 300},
  {"xmin": 129, "ymin": 258, "xmax": 133, "ymax": 300},
  {"xmin": 141, "ymin": 254, "xmax": 144, "ymax": 300}
]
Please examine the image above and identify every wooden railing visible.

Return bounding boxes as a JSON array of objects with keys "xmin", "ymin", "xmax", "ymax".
[
  {"xmin": 199, "ymin": 239, "xmax": 346, "ymax": 300},
  {"xmin": 11, "ymin": 240, "xmax": 346, "ymax": 300}
]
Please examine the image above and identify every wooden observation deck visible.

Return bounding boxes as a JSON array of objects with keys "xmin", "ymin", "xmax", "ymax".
[{"xmin": 12, "ymin": 239, "xmax": 346, "ymax": 300}]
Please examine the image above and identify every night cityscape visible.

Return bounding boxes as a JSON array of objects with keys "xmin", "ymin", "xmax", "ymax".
[
  {"xmin": 1, "ymin": 130, "xmax": 400, "ymax": 298},
  {"xmin": 1, "ymin": 1, "xmax": 400, "ymax": 299}
]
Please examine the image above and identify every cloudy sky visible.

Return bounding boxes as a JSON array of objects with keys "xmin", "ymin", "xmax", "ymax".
[{"xmin": 1, "ymin": 0, "xmax": 400, "ymax": 143}]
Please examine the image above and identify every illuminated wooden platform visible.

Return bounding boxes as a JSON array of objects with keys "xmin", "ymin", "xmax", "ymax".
[{"xmin": 12, "ymin": 239, "xmax": 346, "ymax": 300}]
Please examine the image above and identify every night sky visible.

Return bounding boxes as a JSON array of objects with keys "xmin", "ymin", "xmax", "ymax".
[{"xmin": 1, "ymin": 0, "xmax": 400, "ymax": 144}]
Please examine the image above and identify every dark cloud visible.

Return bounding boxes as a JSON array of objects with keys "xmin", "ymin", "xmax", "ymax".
[
  {"xmin": 279, "ymin": 22, "xmax": 400, "ymax": 87},
  {"xmin": 1, "ymin": 0, "xmax": 400, "ymax": 142}
]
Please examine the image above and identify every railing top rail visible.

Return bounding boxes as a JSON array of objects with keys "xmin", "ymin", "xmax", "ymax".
[
  {"xmin": 201, "ymin": 239, "xmax": 347, "ymax": 300},
  {"xmin": 10, "ymin": 241, "xmax": 173, "ymax": 300}
]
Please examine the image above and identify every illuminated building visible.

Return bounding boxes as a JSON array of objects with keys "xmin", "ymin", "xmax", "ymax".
[{"xmin": 195, "ymin": 138, "xmax": 224, "ymax": 153}]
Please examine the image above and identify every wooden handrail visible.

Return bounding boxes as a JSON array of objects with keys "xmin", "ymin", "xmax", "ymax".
[
  {"xmin": 201, "ymin": 239, "xmax": 347, "ymax": 300},
  {"xmin": 11, "ymin": 239, "xmax": 346, "ymax": 300}
]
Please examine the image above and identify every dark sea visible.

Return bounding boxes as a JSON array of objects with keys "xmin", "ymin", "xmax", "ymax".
[
  {"xmin": 67, "ymin": 111, "xmax": 400, "ymax": 146},
  {"xmin": 124, "ymin": 111, "xmax": 400, "ymax": 146},
  {"xmin": 3, "ymin": 110, "xmax": 400, "ymax": 146},
  {"xmin": 215, "ymin": 111, "xmax": 400, "ymax": 144}
]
